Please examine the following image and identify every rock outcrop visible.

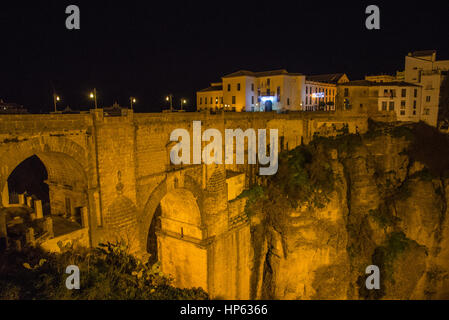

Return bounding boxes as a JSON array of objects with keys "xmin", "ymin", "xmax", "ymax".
[{"xmin": 250, "ymin": 122, "xmax": 449, "ymax": 300}]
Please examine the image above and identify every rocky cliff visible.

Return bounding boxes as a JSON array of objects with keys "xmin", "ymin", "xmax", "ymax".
[{"xmin": 249, "ymin": 120, "xmax": 449, "ymax": 300}]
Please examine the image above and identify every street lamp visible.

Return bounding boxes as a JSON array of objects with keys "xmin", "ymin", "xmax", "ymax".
[
  {"xmin": 166, "ymin": 94, "xmax": 173, "ymax": 112},
  {"xmin": 53, "ymin": 94, "xmax": 61, "ymax": 113},
  {"xmin": 181, "ymin": 99, "xmax": 187, "ymax": 111},
  {"xmin": 130, "ymin": 97, "xmax": 137, "ymax": 110},
  {"xmin": 89, "ymin": 88, "xmax": 98, "ymax": 109}
]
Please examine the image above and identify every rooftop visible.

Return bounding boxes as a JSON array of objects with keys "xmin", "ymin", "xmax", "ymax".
[
  {"xmin": 306, "ymin": 73, "xmax": 347, "ymax": 84},
  {"xmin": 222, "ymin": 69, "xmax": 303, "ymax": 78},
  {"xmin": 198, "ymin": 85, "xmax": 223, "ymax": 92},
  {"xmin": 410, "ymin": 50, "xmax": 436, "ymax": 57},
  {"xmin": 341, "ymin": 80, "xmax": 420, "ymax": 87}
]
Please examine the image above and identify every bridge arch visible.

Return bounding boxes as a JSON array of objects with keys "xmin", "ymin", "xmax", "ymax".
[
  {"xmin": 0, "ymin": 136, "xmax": 89, "ymax": 222},
  {"xmin": 140, "ymin": 175, "xmax": 208, "ymax": 289}
]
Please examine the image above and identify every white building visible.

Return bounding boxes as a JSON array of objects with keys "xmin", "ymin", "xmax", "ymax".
[
  {"xmin": 303, "ymin": 74, "xmax": 349, "ymax": 111},
  {"xmin": 197, "ymin": 70, "xmax": 349, "ymax": 112},
  {"xmin": 404, "ymin": 50, "xmax": 449, "ymax": 127}
]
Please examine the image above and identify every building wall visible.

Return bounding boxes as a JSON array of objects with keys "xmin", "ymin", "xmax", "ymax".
[
  {"xmin": 303, "ymin": 81, "xmax": 337, "ymax": 111},
  {"xmin": 206, "ymin": 74, "xmax": 307, "ymax": 112},
  {"xmin": 222, "ymin": 76, "xmax": 252, "ymax": 112},
  {"xmin": 404, "ymin": 53, "xmax": 449, "ymax": 126},
  {"xmin": 197, "ymin": 90, "xmax": 224, "ymax": 111},
  {"xmin": 376, "ymin": 85, "xmax": 422, "ymax": 122}
]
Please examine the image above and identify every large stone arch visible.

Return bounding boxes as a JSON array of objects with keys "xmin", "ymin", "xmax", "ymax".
[
  {"xmin": 0, "ymin": 136, "xmax": 88, "ymax": 211},
  {"xmin": 139, "ymin": 173, "xmax": 205, "ymax": 250}
]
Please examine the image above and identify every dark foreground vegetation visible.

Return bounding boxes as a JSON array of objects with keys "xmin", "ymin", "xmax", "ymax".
[{"xmin": 0, "ymin": 242, "xmax": 208, "ymax": 300}]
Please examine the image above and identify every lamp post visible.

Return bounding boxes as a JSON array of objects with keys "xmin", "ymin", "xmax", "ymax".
[
  {"xmin": 181, "ymin": 99, "xmax": 187, "ymax": 111},
  {"xmin": 166, "ymin": 94, "xmax": 173, "ymax": 112},
  {"xmin": 53, "ymin": 94, "xmax": 61, "ymax": 113},
  {"xmin": 89, "ymin": 88, "xmax": 98, "ymax": 109},
  {"xmin": 130, "ymin": 97, "xmax": 137, "ymax": 110}
]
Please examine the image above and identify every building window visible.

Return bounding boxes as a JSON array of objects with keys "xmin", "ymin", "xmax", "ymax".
[
  {"xmin": 389, "ymin": 101, "xmax": 395, "ymax": 111},
  {"xmin": 382, "ymin": 101, "xmax": 387, "ymax": 111},
  {"xmin": 414, "ymin": 89, "xmax": 418, "ymax": 97},
  {"xmin": 413, "ymin": 111, "xmax": 417, "ymax": 115},
  {"xmin": 426, "ymin": 96, "xmax": 431, "ymax": 102},
  {"xmin": 424, "ymin": 108, "xmax": 430, "ymax": 115},
  {"xmin": 401, "ymin": 89, "xmax": 406, "ymax": 97},
  {"xmin": 287, "ymin": 98, "xmax": 290, "ymax": 106},
  {"xmin": 232, "ymin": 96, "xmax": 236, "ymax": 104},
  {"xmin": 251, "ymin": 83, "xmax": 254, "ymax": 91},
  {"xmin": 384, "ymin": 89, "xmax": 389, "ymax": 97},
  {"xmin": 413, "ymin": 100, "xmax": 417, "ymax": 108},
  {"xmin": 251, "ymin": 96, "xmax": 254, "ymax": 104},
  {"xmin": 227, "ymin": 84, "xmax": 231, "ymax": 92},
  {"xmin": 200, "ymin": 97, "xmax": 202, "ymax": 105},
  {"xmin": 215, "ymin": 97, "xmax": 218, "ymax": 104},
  {"xmin": 267, "ymin": 79, "xmax": 271, "ymax": 86},
  {"xmin": 400, "ymin": 110, "xmax": 405, "ymax": 116},
  {"xmin": 401, "ymin": 101, "xmax": 406, "ymax": 108},
  {"xmin": 344, "ymin": 88, "xmax": 349, "ymax": 97},
  {"xmin": 306, "ymin": 87, "xmax": 308, "ymax": 94}
]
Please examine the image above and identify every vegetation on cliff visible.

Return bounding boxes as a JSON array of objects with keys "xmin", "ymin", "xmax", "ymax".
[
  {"xmin": 0, "ymin": 242, "xmax": 208, "ymax": 300},
  {"xmin": 249, "ymin": 120, "xmax": 449, "ymax": 300}
]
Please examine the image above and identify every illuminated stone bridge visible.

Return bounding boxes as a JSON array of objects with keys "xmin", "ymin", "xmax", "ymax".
[{"xmin": 0, "ymin": 109, "xmax": 374, "ymax": 299}]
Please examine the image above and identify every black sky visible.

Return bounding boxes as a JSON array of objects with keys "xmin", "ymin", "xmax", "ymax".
[{"xmin": 1, "ymin": 0, "xmax": 449, "ymax": 113}]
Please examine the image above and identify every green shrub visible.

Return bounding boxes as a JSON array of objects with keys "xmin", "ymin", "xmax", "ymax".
[{"xmin": 0, "ymin": 242, "xmax": 209, "ymax": 300}]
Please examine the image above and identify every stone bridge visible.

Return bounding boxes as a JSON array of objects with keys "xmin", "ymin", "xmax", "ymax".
[{"xmin": 0, "ymin": 109, "xmax": 375, "ymax": 299}]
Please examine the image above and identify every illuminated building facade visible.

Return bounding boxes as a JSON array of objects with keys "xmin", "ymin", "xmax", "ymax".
[
  {"xmin": 336, "ymin": 80, "xmax": 423, "ymax": 122},
  {"xmin": 197, "ymin": 83, "xmax": 223, "ymax": 111},
  {"xmin": 403, "ymin": 50, "xmax": 449, "ymax": 127},
  {"xmin": 197, "ymin": 70, "xmax": 349, "ymax": 112},
  {"xmin": 303, "ymin": 74, "xmax": 349, "ymax": 111}
]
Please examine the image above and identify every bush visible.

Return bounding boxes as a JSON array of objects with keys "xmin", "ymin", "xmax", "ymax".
[{"xmin": 0, "ymin": 242, "xmax": 209, "ymax": 300}]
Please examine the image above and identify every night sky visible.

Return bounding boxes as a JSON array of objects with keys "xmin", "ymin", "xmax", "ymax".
[{"xmin": 1, "ymin": 0, "xmax": 449, "ymax": 113}]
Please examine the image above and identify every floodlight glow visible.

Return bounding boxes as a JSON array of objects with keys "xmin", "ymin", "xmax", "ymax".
[
  {"xmin": 312, "ymin": 92, "xmax": 325, "ymax": 98},
  {"xmin": 260, "ymin": 96, "xmax": 275, "ymax": 103}
]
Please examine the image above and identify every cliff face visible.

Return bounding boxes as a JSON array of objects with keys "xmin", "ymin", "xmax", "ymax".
[{"xmin": 251, "ymin": 122, "xmax": 449, "ymax": 300}]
